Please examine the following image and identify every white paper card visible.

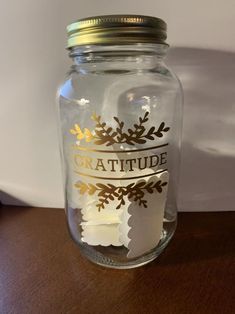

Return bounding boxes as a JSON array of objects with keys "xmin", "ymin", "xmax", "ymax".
[
  {"xmin": 127, "ymin": 170, "xmax": 169, "ymax": 258},
  {"xmin": 81, "ymin": 224, "xmax": 122, "ymax": 246},
  {"xmin": 80, "ymin": 195, "xmax": 123, "ymax": 246}
]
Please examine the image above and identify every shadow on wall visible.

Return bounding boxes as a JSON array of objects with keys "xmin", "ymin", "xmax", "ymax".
[
  {"xmin": 166, "ymin": 47, "xmax": 235, "ymax": 211},
  {"xmin": 0, "ymin": 190, "xmax": 30, "ymax": 207}
]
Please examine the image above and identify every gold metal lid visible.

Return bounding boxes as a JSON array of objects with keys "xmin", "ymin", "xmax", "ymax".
[{"xmin": 67, "ymin": 15, "xmax": 167, "ymax": 48}]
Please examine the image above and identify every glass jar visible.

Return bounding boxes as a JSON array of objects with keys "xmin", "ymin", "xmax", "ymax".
[{"xmin": 57, "ymin": 15, "xmax": 183, "ymax": 268}]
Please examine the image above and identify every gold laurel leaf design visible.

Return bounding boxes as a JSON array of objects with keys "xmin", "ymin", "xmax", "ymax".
[
  {"xmin": 70, "ymin": 111, "xmax": 170, "ymax": 146},
  {"xmin": 75, "ymin": 180, "xmax": 168, "ymax": 211}
]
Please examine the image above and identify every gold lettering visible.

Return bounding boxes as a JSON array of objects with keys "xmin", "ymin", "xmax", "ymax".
[
  {"xmin": 74, "ymin": 154, "xmax": 83, "ymax": 168},
  {"xmin": 149, "ymin": 155, "xmax": 159, "ymax": 168},
  {"xmin": 73, "ymin": 151, "xmax": 168, "ymax": 174},
  {"xmin": 137, "ymin": 156, "xmax": 148, "ymax": 170},
  {"xmin": 84, "ymin": 156, "xmax": 93, "ymax": 169},
  {"xmin": 107, "ymin": 159, "xmax": 119, "ymax": 172},
  {"xmin": 160, "ymin": 152, "xmax": 167, "ymax": 165},
  {"xmin": 95, "ymin": 158, "xmax": 106, "ymax": 171},
  {"xmin": 74, "ymin": 154, "xmax": 94, "ymax": 170},
  {"xmin": 125, "ymin": 159, "xmax": 136, "ymax": 171},
  {"xmin": 120, "ymin": 159, "xmax": 125, "ymax": 172}
]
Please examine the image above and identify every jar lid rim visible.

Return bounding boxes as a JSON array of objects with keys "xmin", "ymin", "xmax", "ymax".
[{"xmin": 67, "ymin": 15, "xmax": 168, "ymax": 48}]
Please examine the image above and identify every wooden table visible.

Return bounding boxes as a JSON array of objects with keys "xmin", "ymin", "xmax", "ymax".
[{"xmin": 0, "ymin": 205, "xmax": 234, "ymax": 314}]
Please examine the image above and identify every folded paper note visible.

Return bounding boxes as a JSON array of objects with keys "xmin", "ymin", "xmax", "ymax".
[{"xmin": 127, "ymin": 170, "xmax": 169, "ymax": 258}]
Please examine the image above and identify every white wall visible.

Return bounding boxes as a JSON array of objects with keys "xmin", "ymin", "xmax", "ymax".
[{"xmin": 1, "ymin": 0, "xmax": 235, "ymax": 211}]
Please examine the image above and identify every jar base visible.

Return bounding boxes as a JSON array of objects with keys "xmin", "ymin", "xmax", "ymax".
[{"xmin": 78, "ymin": 228, "xmax": 175, "ymax": 269}]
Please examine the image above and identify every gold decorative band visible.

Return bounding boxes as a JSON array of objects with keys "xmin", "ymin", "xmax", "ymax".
[
  {"xmin": 72, "ymin": 143, "xmax": 168, "ymax": 153},
  {"xmin": 74, "ymin": 168, "xmax": 167, "ymax": 181}
]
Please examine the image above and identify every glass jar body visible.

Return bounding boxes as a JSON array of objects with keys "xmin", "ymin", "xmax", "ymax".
[{"xmin": 57, "ymin": 44, "xmax": 183, "ymax": 268}]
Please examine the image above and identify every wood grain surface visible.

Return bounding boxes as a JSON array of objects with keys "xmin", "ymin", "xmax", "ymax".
[{"xmin": 0, "ymin": 205, "xmax": 234, "ymax": 314}]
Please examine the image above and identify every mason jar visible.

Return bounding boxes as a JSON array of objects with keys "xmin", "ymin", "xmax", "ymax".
[{"xmin": 57, "ymin": 15, "xmax": 183, "ymax": 268}]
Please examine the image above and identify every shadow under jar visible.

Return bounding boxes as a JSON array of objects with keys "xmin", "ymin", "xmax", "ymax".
[{"xmin": 57, "ymin": 15, "xmax": 183, "ymax": 268}]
